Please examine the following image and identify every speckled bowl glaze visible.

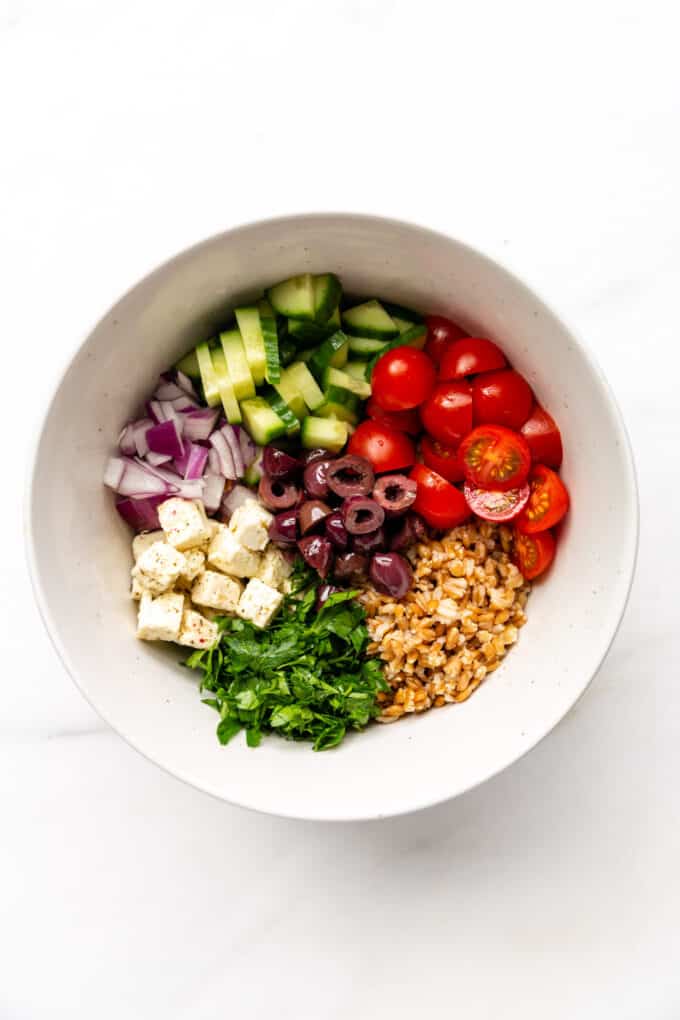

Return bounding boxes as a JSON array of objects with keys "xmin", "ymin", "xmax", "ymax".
[{"xmin": 26, "ymin": 214, "xmax": 638, "ymax": 820}]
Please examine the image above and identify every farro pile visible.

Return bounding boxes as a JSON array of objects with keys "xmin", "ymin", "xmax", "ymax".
[{"xmin": 358, "ymin": 521, "xmax": 530, "ymax": 722}]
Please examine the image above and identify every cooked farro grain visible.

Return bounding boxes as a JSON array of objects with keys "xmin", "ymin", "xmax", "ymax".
[{"xmin": 358, "ymin": 521, "xmax": 530, "ymax": 722}]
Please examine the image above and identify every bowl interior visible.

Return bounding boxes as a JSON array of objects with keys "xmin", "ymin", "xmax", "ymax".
[{"xmin": 28, "ymin": 215, "xmax": 637, "ymax": 820}]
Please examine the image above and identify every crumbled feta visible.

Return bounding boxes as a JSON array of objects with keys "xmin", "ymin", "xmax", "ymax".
[
  {"xmin": 132, "ymin": 541, "xmax": 187, "ymax": 595},
  {"xmin": 257, "ymin": 546, "xmax": 293, "ymax": 591},
  {"xmin": 177, "ymin": 607, "xmax": 219, "ymax": 649},
  {"xmin": 229, "ymin": 501, "xmax": 272, "ymax": 552},
  {"xmin": 208, "ymin": 524, "xmax": 261, "ymax": 578},
  {"xmin": 179, "ymin": 547, "xmax": 206, "ymax": 585},
  {"xmin": 237, "ymin": 578, "xmax": 283, "ymax": 629},
  {"xmin": 130, "ymin": 574, "xmax": 147, "ymax": 600},
  {"xmin": 158, "ymin": 497, "xmax": 213, "ymax": 551},
  {"xmin": 136, "ymin": 590, "xmax": 185, "ymax": 642},
  {"xmin": 132, "ymin": 529, "xmax": 165, "ymax": 562},
  {"xmin": 191, "ymin": 570, "xmax": 242, "ymax": 613}
]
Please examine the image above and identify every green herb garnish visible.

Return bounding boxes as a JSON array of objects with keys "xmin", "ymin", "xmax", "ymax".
[{"xmin": 184, "ymin": 575, "xmax": 387, "ymax": 751}]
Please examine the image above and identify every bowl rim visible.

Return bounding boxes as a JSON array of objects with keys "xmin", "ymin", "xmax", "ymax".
[{"xmin": 24, "ymin": 212, "xmax": 640, "ymax": 821}]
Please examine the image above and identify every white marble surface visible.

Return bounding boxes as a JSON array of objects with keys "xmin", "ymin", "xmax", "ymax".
[{"xmin": 3, "ymin": 1, "xmax": 679, "ymax": 1016}]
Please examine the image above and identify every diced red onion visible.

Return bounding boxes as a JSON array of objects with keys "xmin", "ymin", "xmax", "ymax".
[
  {"xmin": 111, "ymin": 458, "xmax": 168, "ymax": 498},
  {"xmin": 147, "ymin": 419, "xmax": 184, "ymax": 460},
  {"xmin": 146, "ymin": 450, "xmax": 173, "ymax": 467},
  {"xmin": 159, "ymin": 400, "xmax": 184, "ymax": 430},
  {"xmin": 154, "ymin": 380, "xmax": 186, "ymax": 401},
  {"xmin": 203, "ymin": 473, "xmax": 226, "ymax": 513},
  {"xmin": 104, "ymin": 457, "xmax": 125, "ymax": 490},
  {"xmin": 171, "ymin": 394, "xmax": 199, "ymax": 412},
  {"xmin": 221, "ymin": 425, "xmax": 244, "ymax": 478},
  {"xmin": 132, "ymin": 418, "xmax": 152, "ymax": 457},
  {"xmin": 208, "ymin": 447, "xmax": 220, "ymax": 474},
  {"xmin": 176, "ymin": 370, "xmax": 198, "ymax": 398},
  {"xmin": 209, "ymin": 431, "xmax": 237, "ymax": 479},
  {"xmin": 236, "ymin": 426, "xmax": 258, "ymax": 468},
  {"xmin": 183, "ymin": 408, "xmax": 220, "ymax": 441},
  {"xmin": 133, "ymin": 457, "xmax": 204, "ymax": 499},
  {"xmin": 148, "ymin": 400, "xmax": 164, "ymax": 424},
  {"xmin": 174, "ymin": 440, "xmax": 208, "ymax": 480},
  {"xmin": 222, "ymin": 484, "xmax": 258, "ymax": 517},
  {"xmin": 118, "ymin": 425, "xmax": 137, "ymax": 456},
  {"xmin": 115, "ymin": 495, "xmax": 164, "ymax": 532}
]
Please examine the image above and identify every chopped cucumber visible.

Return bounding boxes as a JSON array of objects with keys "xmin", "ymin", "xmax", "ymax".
[
  {"xmin": 342, "ymin": 300, "xmax": 398, "ymax": 340},
  {"xmin": 257, "ymin": 299, "xmax": 280, "ymax": 383},
  {"xmin": 286, "ymin": 319, "xmax": 332, "ymax": 347},
  {"xmin": 234, "ymin": 306, "xmax": 267, "ymax": 386},
  {"xmin": 323, "ymin": 365, "xmax": 371, "ymax": 399},
  {"xmin": 381, "ymin": 301, "xmax": 424, "ymax": 325},
  {"xmin": 175, "ymin": 348, "xmax": 200, "ymax": 380},
  {"xmin": 278, "ymin": 335, "xmax": 297, "ymax": 367},
  {"xmin": 273, "ymin": 371, "xmax": 308, "ymax": 421},
  {"xmin": 348, "ymin": 335, "xmax": 390, "ymax": 357},
  {"xmin": 282, "ymin": 361, "xmax": 325, "ymax": 411},
  {"xmin": 307, "ymin": 330, "xmax": 350, "ymax": 380},
  {"xmin": 262, "ymin": 385, "xmax": 301, "ymax": 435},
  {"xmin": 243, "ymin": 450, "xmax": 264, "ymax": 486},
  {"xmin": 398, "ymin": 323, "xmax": 427, "ymax": 349},
  {"xmin": 313, "ymin": 273, "xmax": 342, "ymax": 323},
  {"xmin": 392, "ymin": 316, "xmax": 415, "ymax": 334},
  {"xmin": 266, "ymin": 273, "xmax": 315, "ymax": 321},
  {"xmin": 220, "ymin": 328, "xmax": 256, "ymax": 400},
  {"xmin": 295, "ymin": 347, "xmax": 315, "ymax": 363},
  {"xmin": 239, "ymin": 396, "xmax": 287, "ymax": 445},
  {"xmin": 343, "ymin": 360, "xmax": 370, "ymax": 382},
  {"xmin": 300, "ymin": 416, "xmax": 348, "ymax": 453},
  {"xmin": 316, "ymin": 384, "xmax": 361, "ymax": 424},
  {"xmin": 195, "ymin": 340, "xmax": 222, "ymax": 407},
  {"xmin": 211, "ymin": 347, "xmax": 242, "ymax": 424}
]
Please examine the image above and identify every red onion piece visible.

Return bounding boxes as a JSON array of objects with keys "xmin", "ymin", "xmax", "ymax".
[
  {"xmin": 146, "ymin": 451, "xmax": 173, "ymax": 467},
  {"xmin": 103, "ymin": 457, "xmax": 125, "ymax": 490},
  {"xmin": 183, "ymin": 408, "xmax": 220, "ymax": 441},
  {"xmin": 115, "ymin": 496, "xmax": 164, "ymax": 532},
  {"xmin": 132, "ymin": 418, "xmax": 152, "ymax": 457},
  {"xmin": 174, "ymin": 441, "xmax": 208, "ymax": 480},
  {"xmin": 222, "ymin": 484, "xmax": 258, "ymax": 518},
  {"xmin": 147, "ymin": 419, "xmax": 184, "ymax": 460},
  {"xmin": 237, "ymin": 426, "xmax": 258, "ymax": 468},
  {"xmin": 209, "ymin": 431, "xmax": 237, "ymax": 479},
  {"xmin": 118, "ymin": 425, "xmax": 137, "ymax": 456},
  {"xmin": 155, "ymin": 380, "xmax": 186, "ymax": 401},
  {"xmin": 176, "ymin": 370, "xmax": 198, "ymax": 398},
  {"xmin": 203, "ymin": 473, "xmax": 226, "ymax": 513},
  {"xmin": 133, "ymin": 458, "xmax": 204, "ymax": 499},
  {"xmin": 221, "ymin": 425, "xmax": 244, "ymax": 477}
]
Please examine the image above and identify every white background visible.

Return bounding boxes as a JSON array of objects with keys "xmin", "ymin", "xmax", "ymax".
[{"xmin": 2, "ymin": 1, "xmax": 679, "ymax": 1017}]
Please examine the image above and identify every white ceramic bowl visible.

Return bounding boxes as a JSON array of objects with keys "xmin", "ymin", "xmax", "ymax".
[{"xmin": 27, "ymin": 214, "xmax": 638, "ymax": 821}]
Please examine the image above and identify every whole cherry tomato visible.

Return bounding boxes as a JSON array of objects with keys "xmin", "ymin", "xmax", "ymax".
[
  {"xmin": 439, "ymin": 337, "xmax": 506, "ymax": 380},
  {"xmin": 371, "ymin": 347, "xmax": 436, "ymax": 411},
  {"xmin": 420, "ymin": 381, "xmax": 473, "ymax": 446},
  {"xmin": 472, "ymin": 369, "xmax": 533, "ymax": 430},
  {"xmin": 348, "ymin": 420, "xmax": 416, "ymax": 473},
  {"xmin": 424, "ymin": 315, "xmax": 468, "ymax": 365},
  {"xmin": 365, "ymin": 396, "xmax": 421, "ymax": 435}
]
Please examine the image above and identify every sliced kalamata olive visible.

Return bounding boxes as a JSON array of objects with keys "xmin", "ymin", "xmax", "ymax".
[
  {"xmin": 262, "ymin": 445, "xmax": 302, "ymax": 480},
  {"xmin": 333, "ymin": 551, "xmax": 369, "ymax": 584},
  {"xmin": 369, "ymin": 552, "xmax": 413, "ymax": 598},
  {"xmin": 298, "ymin": 499, "xmax": 331, "ymax": 536},
  {"xmin": 389, "ymin": 513, "xmax": 427, "ymax": 551},
  {"xmin": 258, "ymin": 475, "xmax": 300, "ymax": 511},
  {"xmin": 341, "ymin": 494, "xmax": 385, "ymax": 535},
  {"xmin": 268, "ymin": 510, "xmax": 298, "ymax": 546},
  {"xmin": 303, "ymin": 459, "xmax": 333, "ymax": 499},
  {"xmin": 325, "ymin": 511, "xmax": 349, "ymax": 549},
  {"xmin": 352, "ymin": 527, "xmax": 386, "ymax": 555},
  {"xmin": 315, "ymin": 583, "xmax": 342, "ymax": 610},
  {"xmin": 326, "ymin": 455, "xmax": 375, "ymax": 499},
  {"xmin": 298, "ymin": 534, "xmax": 333, "ymax": 578},
  {"xmin": 373, "ymin": 473, "xmax": 418, "ymax": 516},
  {"xmin": 303, "ymin": 447, "xmax": 337, "ymax": 466}
]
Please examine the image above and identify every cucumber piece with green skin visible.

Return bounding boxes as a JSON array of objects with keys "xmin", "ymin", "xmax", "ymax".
[
  {"xmin": 313, "ymin": 273, "xmax": 342, "ymax": 323},
  {"xmin": 239, "ymin": 397, "xmax": 287, "ymax": 446},
  {"xmin": 343, "ymin": 360, "xmax": 371, "ymax": 382},
  {"xmin": 286, "ymin": 319, "xmax": 332, "ymax": 347},
  {"xmin": 342, "ymin": 300, "xmax": 399, "ymax": 340},
  {"xmin": 307, "ymin": 330, "xmax": 350, "ymax": 381},
  {"xmin": 266, "ymin": 273, "xmax": 316, "ymax": 321},
  {"xmin": 262, "ymin": 386, "xmax": 301, "ymax": 435},
  {"xmin": 234, "ymin": 307, "xmax": 267, "ymax": 386},
  {"xmin": 348, "ymin": 335, "xmax": 390, "ymax": 357},
  {"xmin": 300, "ymin": 416, "xmax": 348, "ymax": 453},
  {"xmin": 195, "ymin": 340, "xmax": 222, "ymax": 407},
  {"xmin": 392, "ymin": 316, "xmax": 415, "ymax": 334},
  {"xmin": 295, "ymin": 347, "xmax": 315, "ymax": 363},
  {"xmin": 211, "ymin": 347, "xmax": 242, "ymax": 424},
  {"xmin": 175, "ymin": 348, "xmax": 201, "ymax": 380},
  {"xmin": 219, "ymin": 328, "xmax": 256, "ymax": 400},
  {"xmin": 278, "ymin": 335, "xmax": 297, "ymax": 368},
  {"xmin": 243, "ymin": 450, "xmax": 264, "ymax": 487},
  {"xmin": 257, "ymin": 299, "xmax": 281, "ymax": 383},
  {"xmin": 316, "ymin": 385, "xmax": 361, "ymax": 425},
  {"xmin": 282, "ymin": 361, "xmax": 325, "ymax": 411},
  {"xmin": 381, "ymin": 301, "xmax": 424, "ymax": 325},
  {"xmin": 323, "ymin": 365, "xmax": 371, "ymax": 399},
  {"xmin": 273, "ymin": 371, "xmax": 308, "ymax": 421}
]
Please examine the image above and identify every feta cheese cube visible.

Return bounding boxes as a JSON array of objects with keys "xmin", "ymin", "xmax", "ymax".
[
  {"xmin": 179, "ymin": 547, "xmax": 206, "ymax": 585},
  {"xmin": 237, "ymin": 578, "xmax": 283, "ymax": 629},
  {"xmin": 177, "ymin": 608, "xmax": 219, "ymax": 649},
  {"xmin": 257, "ymin": 546, "xmax": 293, "ymax": 591},
  {"xmin": 132, "ymin": 541, "xmax": 187, "ymax": 595},
  {"xmin": 229, "ymin": 501, "xmax": 272, "ymax": 552},
  {"xmin": 158, "ymin": 497, "xmax": 213, "ymax": 551},
  {"xmin": 191, "ymin": 570, "xmax": 242, "ymax": 613},
  {"xmin": 136, "ymin": 591, "xmax": 185, "ymax": 642},
  {"xmin": 130, "ymin": 574, "xmax": 147, "ymax": 600},
  {"xmin": 208, "ymin": 524, "xmax": 261, "ymax": 578},
  {"xmin": 132, "ymin": 529, "xmax": 165, "ymax": 562}
]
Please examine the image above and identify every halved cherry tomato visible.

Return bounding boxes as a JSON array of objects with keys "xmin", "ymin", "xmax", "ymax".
[
  {"xmin": 515, "ymin": 464, "xmax": 569, "ymax": 533},
  {"xmin": 472, "ymin": 369, "xmax": 533, "ymax": 430},
  {"xmin": 514, "ymin": 528, "xmax": 556, "ymax": 580},
  {"xmin": 409, "ymin": 463, "xmax": 470, "ymax": 529},
  {"xmin": 348, "ymin": 420, "xmax": 416, "ymax": 473},
  {"xmin": 371, "ymin": 347, "xmax": 436, "ymax": 411},
  {"xmin": 366, "ymin": 396, "xmax": 421, "ymax": 435},
  {"xmin": 421, "ymin": 435, "xmax": 465, "ymax": 483},
  {"xmin": 420, "ymin": 381, "xmax": 473, "ymax": 446},
  {"xmin": 458, "ymin": 425, "xmax": 531, "ymax": 492},
  {"xmin": 424, "ymin": 315, "xmax": 468, "ymax": 365},
  {"xmin": 439, "ymin": 337, "xmax": 507, "ymax": 380},
  {"xmin": 463, "ymin": 480, "xmax": 530, "ymax": 522},
  {"xmin": 520, "ymin": 404, "xmax": 563, "ymax": 469}
]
